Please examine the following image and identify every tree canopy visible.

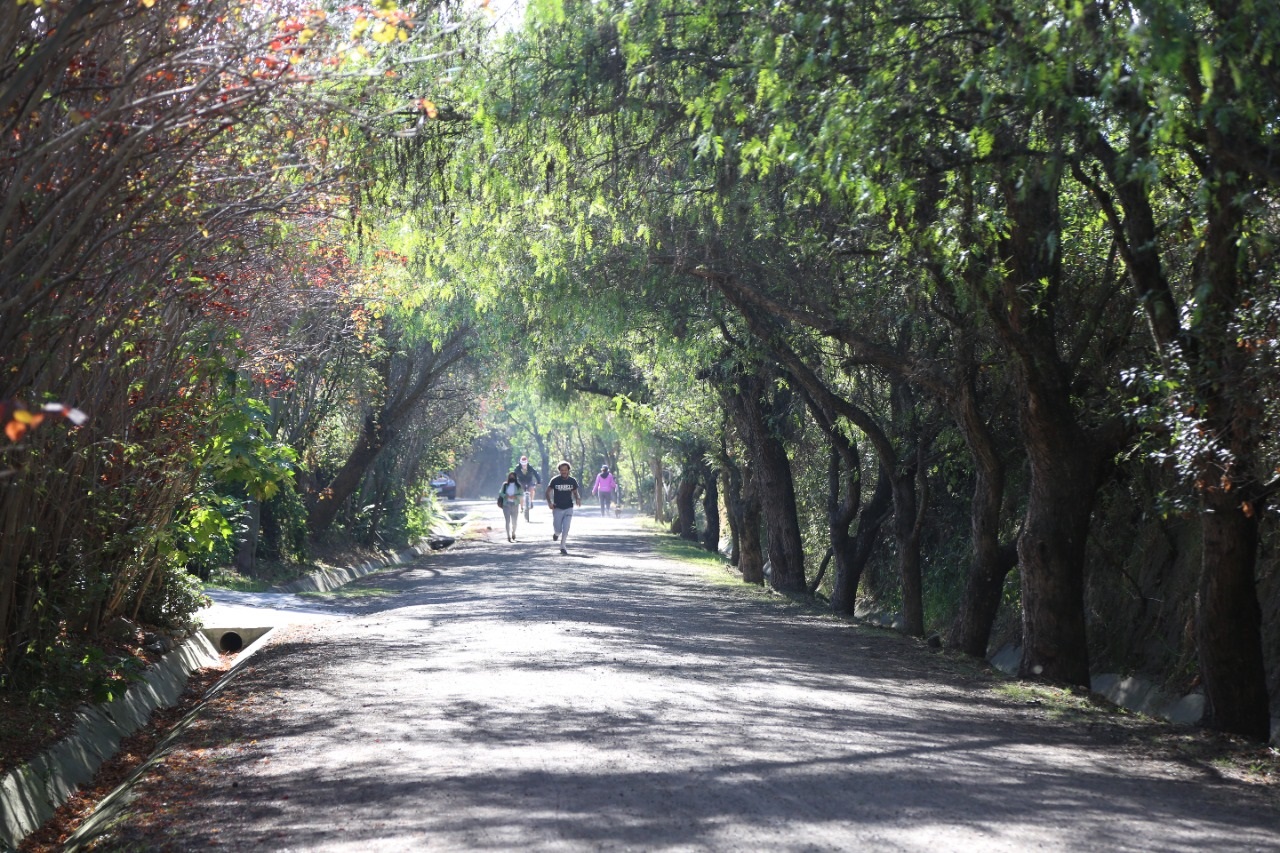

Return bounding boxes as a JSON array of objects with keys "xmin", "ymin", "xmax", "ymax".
[{"xmin": 2, "ymin": 0, "xmax": 1278, "ymax": 744}]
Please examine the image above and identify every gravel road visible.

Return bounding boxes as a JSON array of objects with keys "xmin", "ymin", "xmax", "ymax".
[{"xmin": 80, "ymin": 500, "xmax": 1279, "ymax": 851}]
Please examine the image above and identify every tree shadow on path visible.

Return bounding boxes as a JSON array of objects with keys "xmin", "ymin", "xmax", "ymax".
[{"xmin": 95, "ymin": 504, "xmax": 1279, "ymax": 852}]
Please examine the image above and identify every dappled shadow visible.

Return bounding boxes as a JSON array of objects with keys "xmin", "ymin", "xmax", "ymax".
[{"xmin": 105, "ymin": 503, "xmax": 1280, "ymax": 851}]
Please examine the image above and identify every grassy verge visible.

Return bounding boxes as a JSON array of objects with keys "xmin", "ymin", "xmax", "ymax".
[
  {"xmin": 201, "ymin": 540, "xmax": 418, "ymax": 592},
  {"xmin": 634, "ymin": 516, "xmax": 1280, "ymax": 789},
  {"xmin": 992, "ymin": 677, "xmax": 1279, "ymax": 787},
  {"xmin": 993, "ymin": 681, "xmax": 1124, "ymax": 722},
  {"xmin": 203, "ymin": 568, "xmax": 273, "ymax": 592},
  {"xmin": 297, "ymin": 586, "xmax": 399, "ymax": 600},
  {"xmin": 652, "ymin": 534, "xmax": 725, "ymax": 566}
]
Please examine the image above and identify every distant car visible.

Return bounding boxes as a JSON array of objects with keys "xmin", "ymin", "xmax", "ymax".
[{"xmin": 431, "ymin": 474, "xmax": 456, "ymax": 499}]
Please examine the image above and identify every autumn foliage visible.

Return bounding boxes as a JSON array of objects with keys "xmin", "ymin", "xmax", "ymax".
[{"xmin": 0, "ymin": 0, "xmax": 470, "ymax": 696}]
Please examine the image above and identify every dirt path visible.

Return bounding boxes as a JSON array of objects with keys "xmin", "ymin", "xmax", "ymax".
[{"xmin": 78, "ymin": 501, "xmax": 1278, "ymax": 851}]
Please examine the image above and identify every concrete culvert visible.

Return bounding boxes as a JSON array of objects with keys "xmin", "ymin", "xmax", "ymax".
[{"xmin": 219, "ymin": 631, "xmax": 243, "ymax": 653}]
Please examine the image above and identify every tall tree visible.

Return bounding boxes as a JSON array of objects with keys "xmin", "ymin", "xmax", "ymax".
[{"xmin": 308, "ymin": 315, "xmax": 473, "ymax": 538}]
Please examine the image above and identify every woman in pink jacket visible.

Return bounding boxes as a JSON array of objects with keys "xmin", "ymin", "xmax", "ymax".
[{"xmin": 591, "ymin": 465, "xmax": 618, "ymax": 517}]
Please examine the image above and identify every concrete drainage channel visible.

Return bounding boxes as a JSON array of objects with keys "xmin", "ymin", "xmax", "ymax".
[
  {"xmin": 0, "ymin": 625, "xmax": 277, "ymax": 852},
  {"xmin": 988, "ymin": 644, "xmax": 1280, "ymax": 744},
  {"xmin": 204, "ymin": 625, "xmax": 273, "ymax": 654}
]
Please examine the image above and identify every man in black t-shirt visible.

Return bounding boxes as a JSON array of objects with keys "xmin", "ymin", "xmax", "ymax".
[{"xmin": 544, "ymin": 460, "xmax": 581, "ymax": 555}]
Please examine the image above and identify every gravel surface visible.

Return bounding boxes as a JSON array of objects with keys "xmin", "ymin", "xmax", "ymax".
[{"xmin": 81, "ymin": 501, "xmax": 1279, "ymax": 851}]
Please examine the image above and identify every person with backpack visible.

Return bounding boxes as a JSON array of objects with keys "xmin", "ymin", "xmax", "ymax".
[{"xmin": 499, "ymin": 470, "xmax": 522, "ymax": 542}]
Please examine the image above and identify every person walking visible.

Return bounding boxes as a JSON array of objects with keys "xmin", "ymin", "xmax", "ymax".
[
  {"xmin": 514, "ymin": 454, "xmax": 541, "ymax": 522},
  {"xmin": 591, "ymin": 465, "xmax": 617, "ymax": 517},
  {"xmin": 500, "ymin": 471, "xmax": 522, "ymax": 541},
  {"xmin": 545, "ymin": 460, "xmax": 581, "ymax": 555}
]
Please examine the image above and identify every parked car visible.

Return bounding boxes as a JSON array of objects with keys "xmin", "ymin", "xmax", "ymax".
[{"xmin": 430, "ymin": 473, "xmax": 456, "ymax": 499}]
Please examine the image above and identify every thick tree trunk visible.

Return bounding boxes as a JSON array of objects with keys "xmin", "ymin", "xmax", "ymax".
[
  {"xmin": 950, "ymin": 525, "xmax": 1017, "ymax": 658},
  {"xmin": 830, "ymin": 470, "xmax": 892, "ymax": 615},
  {"xmin": 1079, "ymin": 110, "xmax": 1272, "ymax": 720},
  {"xmin": 951, "ymin": 471, "xmax": 1010, "ymax": 656},
  {"xmin": 737, "ymin": 463, "xmax": 766, "ymax": 585},
  {"xmin": 701, "ymin": 464, "xmax": 720, "ymax": 553},
  {"xmin": 990, "ymin": 162, "xmax": 1099, "ymax": 687},
  {"xmin": 1192, "ymin": 180, "xmax": 1271, "ymax": 739},
  {"xmin": 1016, "ymin": 416, "xmax": 1097, "ymax": 686},
  {"xmin": 723, "ymin": 463, "xmax": 743, "ymax": 566},
  {"xmin": 738, "ymin": 382, "xmax": 806, "ymax": 593},
  {"xmin": 674, "ymin": 470, "xmax": 699, "ymax": 541},
  {"xmin": 821, "ymin": 443, "xmax": 857, "ymax": 602},
  {"xmin": 887, "ymin": 382, "xmax": 928, "ymax": 637},
  {"xmin": 537, "ymin": 443, "xmax": 551, "ymax": 487},
  {"xmin": 1082, "ymin": 123, "xmax": 1270, "ymax": 737},
  {"xmin": 723, "ymin": 450, "xmax": 765, "ymax": 583},
  {"xmin": 1197, "ymin": 489, "xmax": 1270, "ymax": 740},
  {"xmin": 948, "ymin": 382, "xmax": 1015, "ymax": 657}
]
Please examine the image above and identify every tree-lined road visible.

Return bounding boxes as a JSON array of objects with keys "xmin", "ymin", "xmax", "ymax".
[{"xmin": 84, "ymin": 503, "xmax": 1279, "ymax": 851}]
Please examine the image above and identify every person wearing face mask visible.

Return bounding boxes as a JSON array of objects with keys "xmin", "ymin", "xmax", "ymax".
[{"xmin": 513, "ymin": 454, "xmax": 541, "ymax": 521}]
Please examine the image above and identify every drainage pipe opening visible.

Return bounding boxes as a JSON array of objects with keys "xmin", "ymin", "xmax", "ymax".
[{"xmin": 219, "ymin": 631, "xmax": 243, "ymax": 653}]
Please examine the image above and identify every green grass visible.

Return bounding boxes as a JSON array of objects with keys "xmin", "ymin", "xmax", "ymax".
[
  {"xmin": 202, "ymin": 572, "xmax": 271, "ymax": 593},
  {"xmin": 992, "ymin": 681, "xmax": 1122, "ymax": 721},
  {"xmin": 653, "ymin": 534, "xmax": 725, "ymax": 565},
  {"xmin": 643, "ymin": 526, "xmax": 833, "ymax": 615},
  {"xmin": 202, "ymin": 560, "xmax": 310, "ymax": 592},
  {"xmin": 297, "ymin": 586, "xmax": 398, "ymax": 600}
]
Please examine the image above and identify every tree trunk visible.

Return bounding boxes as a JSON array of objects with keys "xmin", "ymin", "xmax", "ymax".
[
  {"xmin": 737, "ymin": 461, "xmax": 766, "ymax": 585},
  {"xmin": 737, "ymin": 378, "xmax": 806, "ymax": 593},
  {"xmin": 994, "ymin": 161, "xmax": 1098, "ymax": 687},
  {"xmin": 887, "ymin": 381, "xmax": 928, "ymax": 638},
  {"xmin": 233, "ymin": 498, "xmax": 260, "ymax": 575},
  {"xmin": 831, "ymin": 469, "xmax": 892, "ymax": 615},
  {"xmin": 651, "ymin": 452, "xmax": 666, "ymax": 523},
  {"xmin": 701, "ymin": 463, "xmax": 720, "ymax": 553},
  {"xmin": 825, "ymin": 443, "xmax": 856, "ymax": 605},
  {"xmin": 723, "ymin": 462, "xmax": 743, "ymax": 566},
  {"xmin": 674, "ymin": 468, "xmax": 699, "ymax": 541},
  {"xmin": 890, "ymin": 468, "xmax": 924, "ymax": 637},
  {"xmin": 1016, "ymin": 413, "xmax": 1097, "ymax": 686},
  {"xmin": 1197, "ymin": 488, "xmax": 1270, "ymax": 740},
  {"xmin": 950, "ymin": 530, "xmax": 1017, "ymax": 658},
  {"xmin": 1087, "ymin": 114, "xmax": 1271, "ymax": 738},
  {"xmin": 1191, "ymin": 180, "xmax": 1271, "ymax": 740},
  {"xmin": 307, "ymin": 411, "xmax": 394, "ymax": 538},
  {"xmin": 534, "ymin": 434, "xmax": 550, "ymax": 490},
  {"xmin": 948, "ymin": 380, "xmax": 1016, "ymax": 657}
]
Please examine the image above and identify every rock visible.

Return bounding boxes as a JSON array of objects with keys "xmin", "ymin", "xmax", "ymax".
[
  {"xmin": 143, "ymin": 632, "xmax": 174, "ymax": 654},
  {"xmin": 988, "ymin": 644, "xmax": 1021, "ymax": 676},
  {"xmin": 105, "ymin": 617, "xmax": 138, "ymax": 642}
]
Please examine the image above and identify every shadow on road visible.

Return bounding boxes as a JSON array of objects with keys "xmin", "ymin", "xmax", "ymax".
[{"xmin": 97, "ymin": 501, "xmax": 1279, "ymax": 852}]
